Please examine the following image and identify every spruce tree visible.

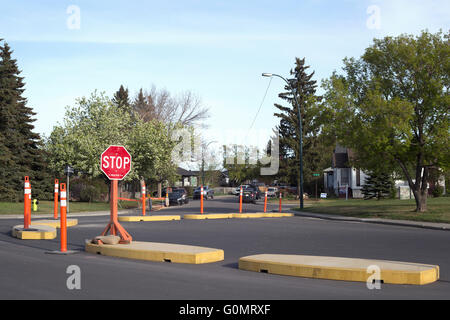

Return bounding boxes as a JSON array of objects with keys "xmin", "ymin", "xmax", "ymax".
[
  {"xmin": 274, "ymin": 57, "xmax": 330, "ymax": 196},
  {"xmin": 361, "ymin": 171, "xmax": 395, "ymax": 200},
  {"xmin": 112, "ymin": 85, "xmax": 131, "ymax": 113},
  {"xmin": 0, "ymin": 40, "xmax": 50, "ymax": 201}
]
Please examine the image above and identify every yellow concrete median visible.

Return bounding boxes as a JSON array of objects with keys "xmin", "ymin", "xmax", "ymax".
[
  {"xmin": 118, "ymin": 215, "xmax": 180, "ymax": 222},
  {"xmin": 12, "ymin": 225, "xmax": 57, "ymax": 240},
  {"xmin": 31, "ymin": 219, "xmax": 78, "ymax": 228},
  {"xmin": 239, "ymin": 254, "xmax": 439, "ymax": 285},
  {"xmin": 183, "ymin": 214, "xmax": 234, "ymax": 220},
  {"xmin": 85, "ymin": 241, "xmax": 224, "ymax": 264}
]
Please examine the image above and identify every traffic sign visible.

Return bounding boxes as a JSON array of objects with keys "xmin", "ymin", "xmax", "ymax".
[{"xmin": 100, "ymin": 145, "xmax": 132, "ymax": 180}]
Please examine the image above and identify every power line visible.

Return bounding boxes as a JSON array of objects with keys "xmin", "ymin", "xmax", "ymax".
[{"xmin": 246, "ymin": 77, "xmax": 272, "ymax": 139}]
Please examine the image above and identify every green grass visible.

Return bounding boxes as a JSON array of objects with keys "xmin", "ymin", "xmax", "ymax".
[
  {"xmin": 294, "ymin": 197, "xmax": 450, "ymax": 224},
  {"xmin": 0, "ymin": 200, "xmax": 138, "ymax": 215}
]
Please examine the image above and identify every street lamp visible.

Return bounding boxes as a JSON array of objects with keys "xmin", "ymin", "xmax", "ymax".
[{"xmin": 262, "ymin": 73, "xmax": 304, "ymax": 209}]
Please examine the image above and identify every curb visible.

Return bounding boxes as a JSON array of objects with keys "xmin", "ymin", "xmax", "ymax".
[{"xmin": 291, "ymin": 210, "xmax": 450, "ymax": 231}]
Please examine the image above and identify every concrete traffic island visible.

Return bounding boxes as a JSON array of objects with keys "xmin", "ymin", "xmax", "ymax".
[
  {"xmin": 183, "ymin": 214, "xmax": 234, "ymax": 220},
  {"xmin": 118, "ymin": 215, "xmax": 181, "ymax": 222},
  {"xmin": 239, "ymin": 254, "xmax": 439, "ymax": 285},
  {"xmin": 233, "ymin": 213, "xmax": 294, "ymax": 218},
  {"xmin": 12, "ymin": 225, "xmax": 57, "ymax": 240},
  {"xmin": 183, "ymin": 213, "xmax": 294, "ymax": 220},
  {"xmin": 30, "ymin": 219, "xmax": 78, "ymax": 228},
  {"xmin": 85, "ymin": 241, "xmax": 224, "ymax": 264}
]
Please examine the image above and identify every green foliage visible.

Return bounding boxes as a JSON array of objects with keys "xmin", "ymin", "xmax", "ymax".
[
  {"xmin": 323, "ymin": 30, "xmax": 450, "ymax": 212},
  {"xmin": 0, "ymin": 40, "xmax": 51, "ymax": 201},
  {"xmin": 274, "ymin": 58, "xmax": 333, "ymax": 194},
  {"xmin": 361, "ymin": 171, "xmax": 395, "ymax": 200},
  {"xmin": 45, "ymin": 91, "xmax": 178, "ymax": 184}
]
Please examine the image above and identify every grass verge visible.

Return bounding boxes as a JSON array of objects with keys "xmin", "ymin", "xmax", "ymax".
[{"xmin": 293, "ymin": 197, "xmax": 450, "ymax": 224}]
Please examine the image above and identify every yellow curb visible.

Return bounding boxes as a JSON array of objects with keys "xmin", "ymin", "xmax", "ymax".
[
  {"xmin": 263, "ymin": 213, "xmax": 294, "ymax": 218},
  {"xmin": 239, "ymin": 254, "xmax": 439, "ymax": 285},
  {"xmin": 31, "ymin": 219, "xmax": 78, "ymax": 228},
  {"xmin": 118, "ymin": 215, "xmax": 180, "ymax": 222},
  {"xmin": 232, "ymin": 213, "xmax": 265, "ymax": 218},
  {"xmin": 85, "ymin": 241, "xmax": 224, "ymax": 264},
  {"xmin": 183, "ymin": 214, "xmax": 234, "ymax": 220},
  {"xmin": 12, "ymin": 225, "xmax": 57, "ymax": 240}
]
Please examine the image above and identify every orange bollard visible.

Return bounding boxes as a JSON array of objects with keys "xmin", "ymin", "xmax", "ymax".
[
  {"xmin": 200, "ymin": 185, "xmax": 204, "ymax": 214},
  {"xmin": 264, "ymin": 190, "xmax": 268, "ymax": 213},
  {"xmin": 24, "ymin": 176, "xmax": 31, "ymax": 229},
  {"xmin": 279, "ymin": 191, "xmax": 282, "ymax": 213},
  {"xmin": 60, "ymin": 183, "xmax": 67, "ymax": 252},
  {"xmin": 239, "ymin": 186, "xmax": 243, "ymax": 214},
  {"xmin": 54, "ymin": 179, "xmax": 59, "ymax": 220},
  {"xmin": 141, "ymin": 181, "xmax": 146, "ymax": 216}
]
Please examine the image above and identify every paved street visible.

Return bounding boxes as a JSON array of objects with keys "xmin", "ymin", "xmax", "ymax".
[{"xmin": 1, "ymin": 196, "xmax": 449, "ymax": 299}]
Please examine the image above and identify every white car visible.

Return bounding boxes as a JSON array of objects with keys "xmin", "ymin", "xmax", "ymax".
[
  {"xmin": 234, "ymin": 185, "xmax": 250, "ymax": 195},
  {"xmin": 266, "ymin": 187, "xmax": 278, "ymax": 197}
]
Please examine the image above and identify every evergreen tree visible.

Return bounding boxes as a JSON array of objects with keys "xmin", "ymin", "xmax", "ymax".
[
  {"xmin": 112, "ymin": 85, "xmax": 131, "ymax": 112},
  {"xmin": 274, "ymin": 57, "xmax": 331, "ymax": 195},
  {"xmin": 0, "ymin": 40, "xmax": 50, "ymax": 201},
  {"xmin": 361, "ymin": 171, "xmax": 395, "ymax": 200}
]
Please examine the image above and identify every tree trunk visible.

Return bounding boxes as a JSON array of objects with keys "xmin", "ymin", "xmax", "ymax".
[
  {"xmin": 396, "ymin": 159, "xmax": 428, "ymax": 213},
  {"xmin": 414, "ymin": 190, "xmax": 428, "ymax": 212}
]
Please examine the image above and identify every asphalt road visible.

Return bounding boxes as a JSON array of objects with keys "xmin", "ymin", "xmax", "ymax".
[{"xmin": 1, "ymin": 196, "xmax": 449, "ymax": 299}]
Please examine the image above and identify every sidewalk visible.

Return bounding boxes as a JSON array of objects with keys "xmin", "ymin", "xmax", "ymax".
[{"xmin": 291, "ymin": 210, "xmax": 450, "ymax": 231}]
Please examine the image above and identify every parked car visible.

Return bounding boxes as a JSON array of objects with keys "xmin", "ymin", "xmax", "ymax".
[
  {"xmin": 168, "ymin": 189, "xmax": 189, "ymax": 206},
  {"xmin": 266, "ymin": 187, "xmax": 278, "ymax": 198},
  {"xmin": 241, "ymin": 186, "xmax": 259, "ymax": 203},
  {"xmin": 193, "ymin": 186, "xmax": 214, "ymax": 200},
  {"xmin": 234, "ymin": 185, "xmax": 250, "ymax": 195}
]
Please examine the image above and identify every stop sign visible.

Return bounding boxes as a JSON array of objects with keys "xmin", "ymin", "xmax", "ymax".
[{"xmin": 100, "ymin": 145, "xmax": 132, "ymax": 180}]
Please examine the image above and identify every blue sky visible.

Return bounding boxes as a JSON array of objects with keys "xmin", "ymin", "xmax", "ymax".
[{"xmin": 1, "ymin": 0, "xmax": 449, "ymax": 152}]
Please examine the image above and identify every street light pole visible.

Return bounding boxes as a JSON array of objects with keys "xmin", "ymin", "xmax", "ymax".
[{"xmin": 262, "ymin": 73, "xmax": 304, "ymax": 210}]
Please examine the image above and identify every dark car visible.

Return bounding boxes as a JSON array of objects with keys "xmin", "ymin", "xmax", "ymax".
[
  {"xmin": 168, "ymin": 190, "xmax": 189, "ymax": 206},
  {"xmin": 241, "ymin": 186, "xmax": 259, "ymax": 203},
  {"xmin": 193, "ymin": 186, "xmax": 214, "ymax": 200}
]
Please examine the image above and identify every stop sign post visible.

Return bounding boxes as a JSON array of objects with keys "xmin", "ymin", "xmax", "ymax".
[{"xmin": 100, "ymin": 145, "xmax": 132, "ymax": 244}]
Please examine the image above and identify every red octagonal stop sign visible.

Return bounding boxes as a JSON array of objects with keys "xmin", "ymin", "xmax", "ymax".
[{"xmin": 100, "ymin": 145, "xmax": 132, "ymax": 180}]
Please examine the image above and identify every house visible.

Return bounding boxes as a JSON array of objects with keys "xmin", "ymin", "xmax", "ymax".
[
  {"xmin": 323, "ymin": 145, "xmax": 368, "ymax": 198},
  {"xmin": 175, "ymin": 167, "xmax": 200, "ymax": 187},
  {"xmin": 323, "ymin": 145, "xmax": 446, "ymax": 199}
]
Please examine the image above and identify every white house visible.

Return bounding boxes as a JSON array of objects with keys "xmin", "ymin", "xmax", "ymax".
[
  {"xmin": 323, "ymin": 145, "xmax": 446, "ymax": 199},
  {"xmin": 323, "ymin": 145, "xmax": 368, "ymax": 198}
]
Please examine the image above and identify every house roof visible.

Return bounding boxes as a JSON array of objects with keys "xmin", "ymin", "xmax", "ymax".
[
  {"xmin": 176, "ymin": 167, "xmax": 200, "ymax": 176},
  {"xmin": 333, "ymin": 152, "xmax": 350, "ymax": 168}
]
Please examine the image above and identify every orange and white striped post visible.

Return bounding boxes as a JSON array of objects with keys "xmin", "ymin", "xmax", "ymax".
[
  {"xmin": 54, "ymin": 179, "xmax": 59, "ymax": 220},
  {"xmin": 264, "ymin": 189, "xmax": 268, "ymax": 213},
  {"xmin": 24, "ymin": 176, "xmax": 31, "ymax": 229},
  {"xmin": 60, "ymin": 183, "xmax": 67, "ymax": 252},
  {"xmin": 239, "ymin": 186, "xmax": 243, "ymax": 214},
  {"xmin": 200, "ymin": 185, "xmax": 204, "ymax": 214},
  {"xmin": 279, "ymin": 191, "xmax": 282, "ymax": 213},
  {"xmin": 141, "ymin": 181, "xmax": 146, "ymax": 216}
]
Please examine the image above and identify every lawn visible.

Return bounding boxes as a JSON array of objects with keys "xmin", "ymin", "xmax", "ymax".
[
  {"xmin": 294, "ymin": 197, "xmax": 450, "ymax": 224},
  {"xmin": 0, "ymin": 200, "xmax": 138, "ymax": 215}
]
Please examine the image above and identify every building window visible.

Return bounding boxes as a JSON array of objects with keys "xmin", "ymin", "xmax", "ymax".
[
  {"xmin": 341, "ymin": 169, "xmax": 349, "ymax": 185},
  {"xmin": 356, "ymin": 169, "xmax": 361, "ymax": 187}
]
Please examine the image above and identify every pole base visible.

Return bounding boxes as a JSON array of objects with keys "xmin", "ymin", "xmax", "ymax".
[{"xmin": 45, "ymin": 250, "xmax": 80, "ymax": 255}]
